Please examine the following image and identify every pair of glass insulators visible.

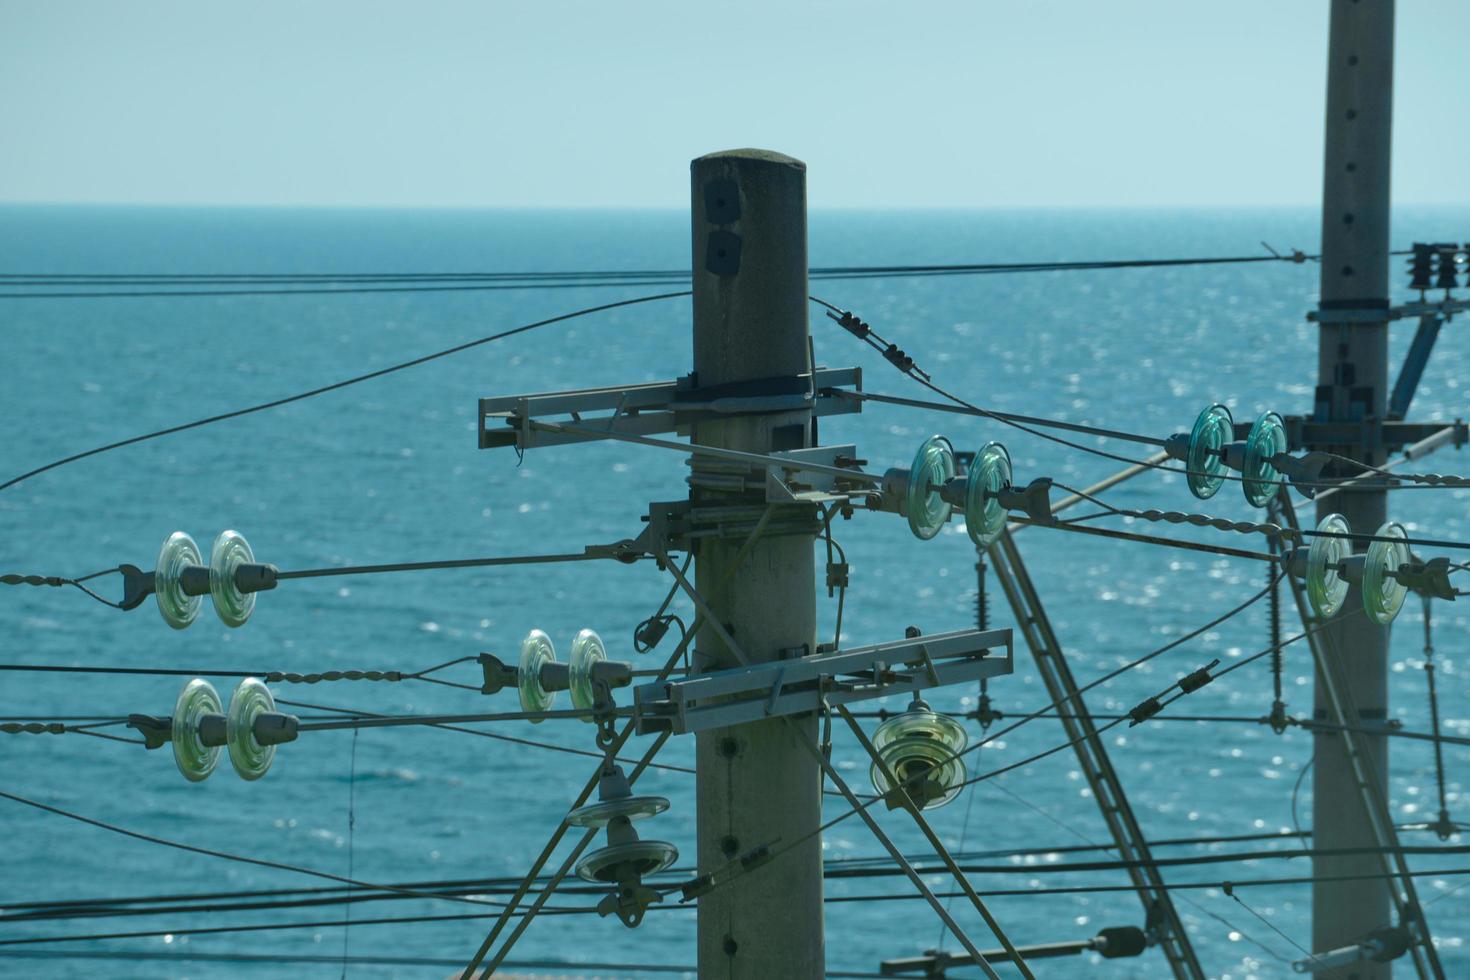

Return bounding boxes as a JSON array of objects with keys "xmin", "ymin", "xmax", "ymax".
[
  {"xmin": 517, "ymin": 628, "xmax": 611, "ymax": 721},
  {"xmin": 905, "ymin": 436, "xmax": 1012, "ymax": 546},
  {"xmin": 171, "ymin": 677, "xmax": 281, "ymax": 783},
  {"xmin": 868, "ymin": 703, "xmax": 969, "ymax": 810},
  {"xmin": 156, "ymin": 530, "xmax": 260, "ymax": 630},
  {"xmin": 1300, "ymin": 514, "xmax": 1413, "ymax": 625},
  {"xmin": 567, "ymin": 791, "xmax": 679, "ymax": 886},
  {"xmin": 1185, "ymin": 405, "xmax": 1287, "ymax": 507}
]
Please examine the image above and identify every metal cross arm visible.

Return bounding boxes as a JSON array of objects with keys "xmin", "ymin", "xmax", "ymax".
[
  {"xmin": 631, "ymin": 627, "xmax": 1013, "ymax": 735},
  {"xmin": 477, "ymin": 366, "xmax": 863, "ymax": 450}
]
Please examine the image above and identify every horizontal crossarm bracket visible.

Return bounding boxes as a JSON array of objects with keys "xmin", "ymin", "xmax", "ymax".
[
  {"xmin": 479, "ymin": 366, "xmax": 862, "ymax": 450},
  {"xmin": 633, "ymin": 627, "xmax": 1013, "ymax": 735}
]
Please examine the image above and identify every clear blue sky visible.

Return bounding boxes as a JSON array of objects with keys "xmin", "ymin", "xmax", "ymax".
[{"xmin": 2, "ymin": 0, "xmax": 1465, "ymax": 208}]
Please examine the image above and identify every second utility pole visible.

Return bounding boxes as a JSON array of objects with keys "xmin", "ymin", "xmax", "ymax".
[
  {"xmin": 690, "ymin": 149, "xmax": 825, "ymax": 978},
  {"xmin": 1313, "ymin": 2, "xmax": 1394, "ymax": 976}
]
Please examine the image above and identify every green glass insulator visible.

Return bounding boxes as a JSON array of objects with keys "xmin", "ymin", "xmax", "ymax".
[
  {"xmin": 964, "ymin": 441, "xmax": 1011, "ymax": 548},
  {"xmin": 906, "ymin": 435, "xmax": 956, "ymax": 540},
  {"xmin": 1242, "ymin": 411, "xmax": 1287, "ymax": 507},
  {"xmin": 1186, "ymin": 404, "xmax": 1233, "ymax": 500}
]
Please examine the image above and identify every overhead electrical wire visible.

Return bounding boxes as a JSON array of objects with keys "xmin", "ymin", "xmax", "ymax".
[
  {"xmin": 843, "ymin": 389, "xmax": 1468, "ymax": 493},
  {"xmin": 0, "ymin": 249, "xmax": 1318, "ymax": 299},
  {"xmin": 817, "ymin": 304, "xmax": 1470, "ymax": 498},
  {"xmin": 7, "ymin": 842, "xmax": 1466, "ymax": 926},
  {"xmin": 0, "ymin": 289, "xmax": 691, "ymax": 493},
  {"xmin": 0, "ymin": 790, "xmax": 531, "ymax": 911},
  {"xmin": 8, "ymin": 864, "xmax": 1470, "ymax": 951}
]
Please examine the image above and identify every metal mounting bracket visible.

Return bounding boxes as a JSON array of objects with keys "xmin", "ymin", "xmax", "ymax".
[
  {"xmin": 632, "ymin": 627, "xmax": 1013, "ymax": 735},
  {"xmin": 478, "ymin": 366, "xmax": 863, "ymax": 451}
]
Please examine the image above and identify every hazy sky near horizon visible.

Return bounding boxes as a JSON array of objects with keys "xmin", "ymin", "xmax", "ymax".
[{"xmin": 3, "ymin": 1, "xmax": 1466, "ymax": 209}]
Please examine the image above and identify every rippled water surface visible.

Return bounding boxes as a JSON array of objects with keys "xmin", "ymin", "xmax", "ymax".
[{"xmin": 2, "ymin": 205, "xmax": 1468, "ymax": 979}]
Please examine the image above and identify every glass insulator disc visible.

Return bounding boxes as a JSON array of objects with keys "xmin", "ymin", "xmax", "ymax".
[
  {"xmin": 906, "ymin": 435, "xmax": 956, "ymax": 541},
  {"xmin": 1363, "ymin": 521, "xmax": 1410, "ymax": 626},
  {"xmin": 1242, "ymin": 411, "xmax": 1287, "ymax": 507},
  {"xmin": 567, "ymin": 795, "xmax": 670, "ymax": 828},
  {"xmin": 209, "ymin": 530, "xmax": 256, "ymax": 628},
  {"xmin": 172, "ymin": 678, "xmax": 222, "ymax": 783},
  {"xmin": 568, "ymin": 628, "xmax": 607, "ymax": 720},
  {"xmin": 964, "ymin": 441, "xmax": 1011, "ymax": 548},
  {"xmin": 518, "ymin": 629, "xmax": 557, "ymax": 719},
  {"xmin": 868, "ymin": 707, "xmax": 969, "ymax": 810},
  {"xmin": 226, "ymin": 677, "xmax": 277, "ymax": 781},
  {"xmin": 1186, "ymin": 404, "xmax": 1233, "ymax": 500},
  {"xmin": 1306, "ymin": 513, "xmax": 1351, "ymax": 619},
  {"xmin": 575, "ymin": 839, "xmax": 679, "ymax": 884},
  {"xmin": 156, "ymin": 531, "xmax": 203, "ymax": 630}
]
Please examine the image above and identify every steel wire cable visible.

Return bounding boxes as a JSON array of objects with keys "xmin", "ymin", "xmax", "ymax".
[
  {"xmin": 0, "ymin": 790, "xmax": 537, "ymax": 911},
  {"xmin": 9, "ymin": 834, "xmax": 1463, "ymax": 926},
  {"xmin": 0, "ymin": 289, "xmax": 691, "ymax": 493},
  {"xmin": 9, "ymin": 865, "xmax": 1470, "ymax": 950},
  {"xmin": 0, "ymin": 829, "xmax": 1332, "ymax": 916},
  {"xmin": 835, "ymin": 376, "xmax": 1469, "ymax": 495},
  {"xmin": 266, "ymin": 697, "xmax": 696, "ymax": 776},
  {"xmin": 0, "ymin": 950, "xmax": 713, "ymax": 977},
  {"xmin": 0, "ymin": 250, "xmax": 1320, "ymax": 299},
  {"xmin": 2, "ymin": 546, "xmax": 649, "ymax": 613},
  {"xmin": 22, "ymin": 842, "xmax": 1466, "ymax": 926}
]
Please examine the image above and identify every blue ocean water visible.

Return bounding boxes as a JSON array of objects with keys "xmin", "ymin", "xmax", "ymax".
[{"xmin": 1, "ymin": 204, "xmax": 1467, "ymax": 980}]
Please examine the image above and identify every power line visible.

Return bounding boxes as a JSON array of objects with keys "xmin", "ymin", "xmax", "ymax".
[
  {"xmin": 0, "ymin": 250, "xmax": 1318, "ymax": 299},
  {"xmin": 844, "ymin": 389, "xmax": 1468, "ymax": 492},
  {"xmin": 0, "ymin": 790, "xmax": 531, "ymax": 911},
  {"xmin": 0, "ymin": 289, "xmax": 691, "ymax": 493}
]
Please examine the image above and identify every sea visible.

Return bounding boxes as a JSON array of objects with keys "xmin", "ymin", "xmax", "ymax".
[{"xmin": 1, "ymin": 204, "xmax": 1467, "ymax": 979}]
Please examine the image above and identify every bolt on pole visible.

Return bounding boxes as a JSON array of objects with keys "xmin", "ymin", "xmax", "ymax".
[{"xmin": 690, "ymin": 149, "xmax": 825, "ymax": 978}]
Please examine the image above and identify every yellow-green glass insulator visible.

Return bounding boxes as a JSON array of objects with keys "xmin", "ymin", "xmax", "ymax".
[
  {"xmin": 1362, "ymin": 522, "xmax": 1410, "ymax": 625},
  {"xmin": 172, "ymin": 678, "xmax": 222, "ymax": 783},
  {"xmin": 156, "ymin": 532, "xmax": 203, "ymax": 630},
  {"xmin": 906, "ymin": 435, "xmax": 956, "ymax": 540},
  {"xmin": 1306, "ymin": 514, "xmax": 1351, "ymax": 618},
  {"xmin": 868, "ymin": 707, "xmax": 969, "ymax": 810},
  {"xmin": 518, "ymin": 629, "xmax": 557, "ymax": 719},
  {"xmin": 209, "ymin": 530, "xmax": 256, "ymax": 628},
  {"xmin": 568, "ymin": 628, "xmax": 608, "ymax": 720},
  {"xmin": 226, "ymin": 677, "xmax": 277, "ymax": 781}
]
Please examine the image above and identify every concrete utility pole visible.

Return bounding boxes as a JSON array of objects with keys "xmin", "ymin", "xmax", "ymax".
[
  {"xmin": 690, "ymin": 149, "xmax": 825, "ymax": 978},
  {"xmin": 1313, "ymin": 2, "xmax": 1395, "ymax": 975}
]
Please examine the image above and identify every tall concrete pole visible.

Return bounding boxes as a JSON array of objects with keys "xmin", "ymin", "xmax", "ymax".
[
  {"xmin": 690, "ymin": 149, "xmax": 824, "ymax": 978},
  {"xmin": 1313, "ymin": 3, "xmax": 1395, "ymax": 975}
]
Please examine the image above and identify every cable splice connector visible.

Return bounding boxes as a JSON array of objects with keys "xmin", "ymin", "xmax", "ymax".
[
  {"xmin": 1128, "ymin": 697, "xmax": 1163, "ymax": 727},
  {"xmin": 1177, "ymin": 662, "xmax": 1217, "ymax": 695},
  {"xmin": 1128, "ymin": 658, "xmax": 1220, "ymax": 727},
  {"xmin": 829, "ymin": 309, "xmax": 872, "ymax": 339}
]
